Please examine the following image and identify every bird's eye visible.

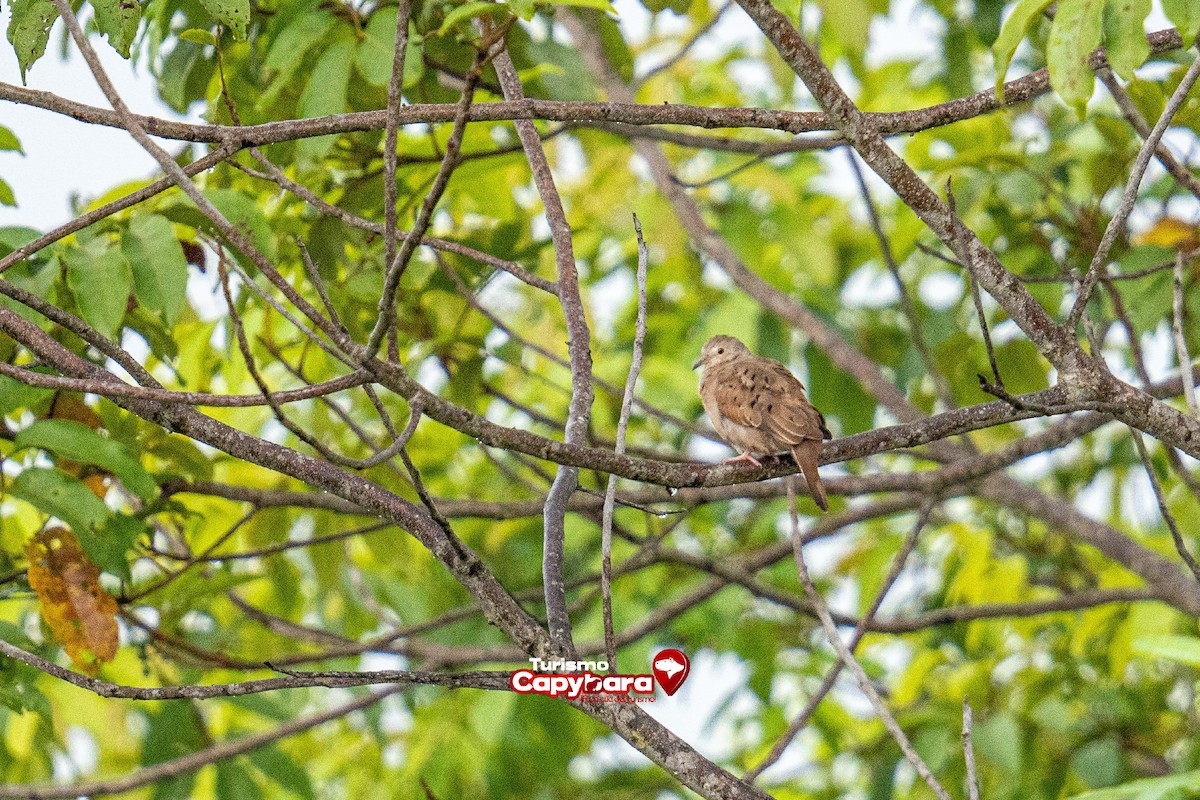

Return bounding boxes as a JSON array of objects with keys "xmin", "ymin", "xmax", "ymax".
[{"xmin": 717, "ymin": 348, "xmax": 724, "ymax": 354}]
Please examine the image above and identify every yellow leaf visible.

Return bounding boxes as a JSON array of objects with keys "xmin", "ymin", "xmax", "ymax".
[
  {"xmin": 25, "ymin": 527, "xmax": 120, "ymax": 675},
  {"xmin": 1132, "ymin": 217, "xmax": 1200, "ymax": 251}
]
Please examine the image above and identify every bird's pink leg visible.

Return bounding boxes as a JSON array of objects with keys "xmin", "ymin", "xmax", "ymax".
[{"xmin": 722, "ymin": 451, "xmax": 763, "ymax": 467}]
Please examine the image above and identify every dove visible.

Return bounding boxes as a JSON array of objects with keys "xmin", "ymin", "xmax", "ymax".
[{"xmin": 694, "ymin": 335, "xmax": 832, "ymax": 511}]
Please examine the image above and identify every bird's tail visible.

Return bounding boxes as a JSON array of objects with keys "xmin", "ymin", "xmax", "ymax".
[{"xmin": 791, "ymin": 440, "xmax": 827, "ymax": 512}]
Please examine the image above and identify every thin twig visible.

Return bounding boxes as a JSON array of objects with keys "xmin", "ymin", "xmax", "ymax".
[
  {"xmin": 947, "ymin": 179, "xmax": 1003, "ymax": 392},
  {"xmin": 367, "ymin": 34, "xmax": 506, "ymax": 358},
  {"xmin": 384, "ymin": 0, "xmax": 416, "ymax": 271},
  {"xmin": 217, "ymin": 249, "xmax": 347, "ymax": 362},
  {"xmin": 0, "ymin": 25, "xmax": 1181, "ymax": 149},
  {"xmin": 123, "ymin": 509, "xmax": 256, "ymax": 603},
  {"xmin": 0, "ymin": 360, "xmax": 370, "ymax": 407},
  {"xmin": 600, "ymin": 215, "xmax": 649, "ymax": 672},
  {"xmin": 1173, "ymin": 252, "xmax": 1199, "ymax": 417},
  {"xmin": 0, "ymin": 680, "xmax": 401, "ymax": 799},
  {"xmin": 748, "ymin": 500, "xmax": 934, "ymax": 781},
  {"xmin": 849, "ymin": 151, "xmax": 955, "ymax": 409},
  {"xmin": 1067, "ymin": 51, "xmax": 1200, "ymax": 332},
  {"xmin": 635, "ymin": 1, "xmax": 732, "ymax": 85},
  {"xmin": 1130, "ymin": 428, "xmax": 1200, "ymax": 584},
  {"xmin": 964, "ymin": 699, "xmax": 980, "ymax": 800},
  {"xmin": 787, "ymin": 491, "xmax": 953, "ymax": 800},
  {"xmin": 297, "ymin": 238, "xmax": 346, "ymax": 333},
  {"xmin": 1098, "ymin": 67, "xmax": 1200, "ymax": 203}
]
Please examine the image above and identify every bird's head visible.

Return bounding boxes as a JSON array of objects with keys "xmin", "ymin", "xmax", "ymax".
[{"xmin": 693, "ymin": 335, "xmax": 749, "ymax": 370}]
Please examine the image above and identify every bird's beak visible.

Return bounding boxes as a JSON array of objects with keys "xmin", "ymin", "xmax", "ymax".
[{"xmin": 692, "ymin": 357, "xmax": 702, "ymax": 370}]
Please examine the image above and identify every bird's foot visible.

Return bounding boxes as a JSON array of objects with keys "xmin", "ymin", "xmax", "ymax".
[{"xmin": 722, "ymin": 451, "xmax": 763, "ymax": 467}]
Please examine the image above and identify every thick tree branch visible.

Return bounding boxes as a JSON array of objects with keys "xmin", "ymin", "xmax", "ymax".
[{"xmin": 0, "ymin": 27, "xmax": 1183, "ymax": 146}]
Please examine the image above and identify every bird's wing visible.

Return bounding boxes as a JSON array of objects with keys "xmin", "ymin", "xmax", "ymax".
[{"xmin": 753, "ymin": 361, "xmax": 827, "ymax": 445}]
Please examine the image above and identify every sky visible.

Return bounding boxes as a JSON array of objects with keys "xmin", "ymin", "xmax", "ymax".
[{"xmin": 0, "ymin": 13, "xmax": 194, "ymax": 229}]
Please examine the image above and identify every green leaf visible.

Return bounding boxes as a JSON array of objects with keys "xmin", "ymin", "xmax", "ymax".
[
  {"xmin": 258, "ymin": 10, "xmax": 334, "ymax": 110},
  {"xmin": 297, "ymin": 38, "xmax": 355, "ymax": 161},
  {"xmin": 249, "ymin": 746, "xmax": 317, "ymax": 800},
  {"xmin": 1071, "ymin": 736, "xmax": 1124, "ymax": 790},
  {"xmin": 63, "ymin": 243, "xmax": 132, "ymax": 340},
  {"xmin": 208, "ymin": 188, "xmax": 276, "ymax": 262},
  {"xmin": 15, "ymin": 419, "xmax": 158, "ymax": 501},
  {"xmin": 0, "ymin": 373, "xmax": 55, "ymax": 416},
  {"xmin": 994, "ymin": 339, "xmax": 1049, "ymax": 394},
  {"xmin": 0, "ymin": 250, "xmax": 56, "ymax": 321},
  {"xmin": 90, "ymin": 0, "xmax": 141, "ymax": 58},
  {"xmin": 178, "ymin": 28, "xmax": 217, "ymax": 46},
  {"xmin": 143, "ymin": 704, "xmax": 204, "ymax": 800},
  {"xmin": 0, "ymin": 620, "xmax": 38, "ymax": 651},
  {"xmin": 993, "ymin": 0, "xmax": 1054, "ymax": 97},
  {"xmin": 436, "ymin": 2, "xmax": 500, "ymax": 36},
  {"xmin": 974, "ymin": 712, "xmax": 1023, "ymax": 774},
  {"xmin": 157, "ymin": 39, "xmax": 213, "ymax": 113},
  {"xmin": 124, "ymin": 214, "xmax": 189, "ymax": 326},
  {"xmin": 0, "ymin": 656, "xmax": 52, "ymax": 718},
  {"xmin": 198, "ymin": 0, "xmax": 250, "ymax": 40},
  {"xmin": 215, "ymin": 758, "xmax": 261, "ymax": 800},
  {"xmin": 8, "ymin": 468, "xmax": 134, "ymax": 578},
  {"xmin": 1163, "ymin": 0, "xmax": 1200, "ymax": 43},
  {"xmin": 639, "ymin": 0, "xmax": 691, "ymax": 11},
  {"xmin": 0, "ymin": 225, "xmax": 40, "ymax": 255},
  {"xmin": 355, "ymin": 8, "xmax": 423, "ymax": 88},
  {"xmin": 1102, "ymin": 0, "xmax": 1150, "ymax": 80},
  {"xmin": 816, "ymin": 0, "xmax": 871, "ymax": 55},
  {"xmin": 0, "ymin": 126, "xmax": 24, "ymax": 153},
  {"xmin": 0, "ymin": 178, "xmax": 14, "ymax": 207},
  {"xmin": 549, "ymin": 0, "xmax": 616, "ymax": 11},
  {"xmin": 124, "ymin": 304, "xmax": 180, "ymax": 360},
  {"xmin": 164, "ymin": 189, "xmax": 275, "ymax": 265},
  {"xmin": 6, "ymin": 0, "xmax": 58, "ymax": 82},
  {"xmin": 1066, "ymin": 769, "xmax": 1200, "ymax": 800},
  {"xmin": 1131, "ymin": 634, "xmax": 1200, "ymax": 667},
  {"xmin": 1047, "ymin": 0, "xmax": 1105, "ymax": 117},
  {"xmin": 806, "ymin": 343, "xmax": 874, "ymax": 435}
]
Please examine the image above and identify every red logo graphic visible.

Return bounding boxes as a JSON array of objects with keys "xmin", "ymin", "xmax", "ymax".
[{"xmin": 652, "ymin": 649, "xmax": 690, "ymax": 696}]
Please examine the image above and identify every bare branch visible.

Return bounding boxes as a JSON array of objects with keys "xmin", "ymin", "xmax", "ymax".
[
  {"xmin": 494, "ymin": 45, "xmax": 595, "ymax": 652},
  {"xmin": 384, "ymin": 0, "xmax": 416, "ymax": 270},
  {"xmin": 787, "ymin": 492, "xmax": 952, "ymax": 800},
  {"xmin": 1173, "ymin": 252, "xmax": 1199, "ymax": 417},
  {"xmin": 1098, "ymin": 67, "xmax": 1200, "ymax": 203},
  {"xmin": 1068, "ymin": 51, "xmax": 1200, "ymax": 331},
  {"xmin": 0, "ymin": 360, "xmax": 371, "ymax": 407},
  {"xmin": 1130, "ymin": 428, "xmax": 1200, "ymax": 583},
  {"xmin": 366, "ymin": 41, "xmax": 496, "ymax": 358},
  {"xmin": 748, "ymin": 501, "xmax": 933, "ymax": 781},
  {"xmin": 601, "ymin": 215, "xmax": 649, "ymax": 672},
  {"xmin": 964, "ymin": 699, "xmax": 981, "ymax": 800}
]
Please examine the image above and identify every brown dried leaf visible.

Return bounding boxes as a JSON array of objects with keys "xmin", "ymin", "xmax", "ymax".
[
  {"xmin": 48, "ymin": 393, "xmax": 103, "ymax": 430},
  {"xmin": 25, "ymin": 527, "xmax": 120, "ymax": 675}
]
